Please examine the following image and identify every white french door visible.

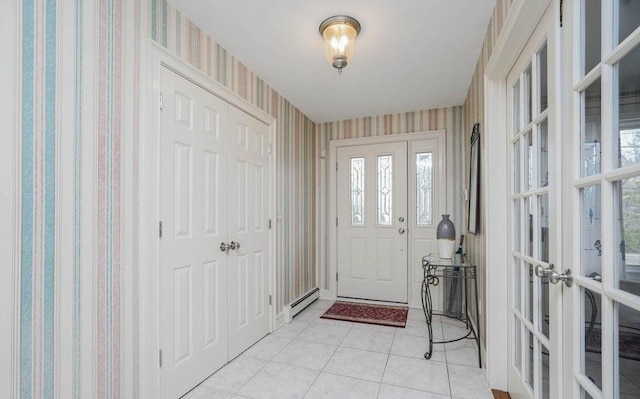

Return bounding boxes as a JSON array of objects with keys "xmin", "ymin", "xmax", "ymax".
[
  {"xmin": 562, "ymin": 0, "xmax": 640, "ymax": 398},
  {"xmin": 158, "ymin": 67, "xmax": 271, "ymax": 398},
  {"xmin": 336, "ymin": 142, "xmax": 409, "ymax": 303},
  {"xmin": 507, "ymin": 5, "xmax": 560, "ymax": 399}
]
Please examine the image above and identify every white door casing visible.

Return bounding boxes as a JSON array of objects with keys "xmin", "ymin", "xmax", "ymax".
[
  {"xmin": 159, "ymin": 66, "xmax": 230, "ymax": 399},
  {"xmin": 506, "ymin": 4, "xmax": 561, "ymax": 399},
  {"xmin": 226, "ymin": 106, "xmax": 271, "ymax": 359}
]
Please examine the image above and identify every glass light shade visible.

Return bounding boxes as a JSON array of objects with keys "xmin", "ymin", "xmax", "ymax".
[{"xmin": 319, "ymin": 16, "xmax": 361, "ymax": 72}]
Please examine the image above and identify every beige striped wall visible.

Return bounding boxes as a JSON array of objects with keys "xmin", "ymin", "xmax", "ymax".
[
  {"xmin": 150, "ymin": 0, "xmax": 316, "ymax": 314},
  {"xmin": 463, "ymin": 0, "xmax": 514, "ymax": 351}
]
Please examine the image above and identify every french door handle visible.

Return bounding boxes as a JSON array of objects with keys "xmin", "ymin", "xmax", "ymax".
[
  {"xmin": 220, "ymin": 242, "xmax": 230, "ymax": 252},
  {"xmin": 398, "ymin": 228, "xmax": 405, "ymax": 234},
  {"xmin": 229, "ymin": 241, "xmax": 241, "ymax": 250},
  {"xmin": 534, "ymin": 263, "xmax": 554, "ymax": 278},
  {"xmin": 549, "ymin": 268, "xmax": 573, "ymax": 287}
]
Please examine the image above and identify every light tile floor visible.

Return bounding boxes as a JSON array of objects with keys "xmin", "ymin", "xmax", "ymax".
[{"xmin": 183, "ymin": 300, "xmax": 492, "ymax": 399}]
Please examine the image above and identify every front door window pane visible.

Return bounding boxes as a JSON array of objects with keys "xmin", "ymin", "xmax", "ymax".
[
  {"xmin": 617, "ymin": 45, "xmax": 640, "ymax": 168},
  {"xmin": 377, "ymin": 155, "xmax": 393, "ymax": 226},
  {"xmin": 525, "ymin": 65, "xmax": 533, "ymax": 124},
  {"xmin": 618, "ymin": 0, "xmax": 640, "ymax": 44},
  {"xmin": 581, "ymin": 185, "xmax": 602, "ymax": 278},
  {"xmin": 539, "ymin": 194, "xmax": 550, "ymax": 263},
  {"xmin": 350, "ymin": 157, "xmax": 365, "ymax": 225},
  {"xmin": 525, "ymin": 196, "xmax": 534, "ymax": 256},
  {"xmin": 514, "ymin": 139, "xmax": 522, "ymax": 193},
  {"xmin": 582, "ymin": 78, "xmax": 602, "ymax": 177},
  {"xmin": 416, "ymin": 153, "xmax": 433, "ymax": 226},
  {"xmin": 514, "ymin": 199, "xmax": 522, "ymax": 252},
  {"xmin": 514, "ymin": 81, "xmax": 521, "ymax": 135},
  {"xmin": 541, "ymin": 343, "xmax": 550, "ymax": 399},
  {"xmin": 583, "ymin": 0, "xmax": 601, "ymax": 75}
]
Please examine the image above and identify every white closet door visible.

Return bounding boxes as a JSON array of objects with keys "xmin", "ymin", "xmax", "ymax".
[
  {"xmin": 226, "ymin": 106, "xmax": 271, "ymax": 359},
  {"xmin": 336, "ymin": 142, "xmax": 409, "ymax": 303},
  {"xmin": 159, "ymin": 67, "xmax": 230, "ymax": 399}
]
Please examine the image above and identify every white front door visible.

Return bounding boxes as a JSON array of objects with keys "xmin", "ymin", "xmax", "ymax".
[
  {"xmin": 507, "ymin": 4, "xmax": 560, "ymax": 398},
  {"xmin": 336, "ymin": 142, "xmax": 409, "ymax": 302},
  {"xmin": 562, "ymin": 0, "xmax": 640, "ymax": 398},
  {"xmin": 159, "ymin": 67, "xmax": 230, "ymax": 399},
  {"xmin": 226, "ymin": 106, "xmax": 271, "ymax": 359}
]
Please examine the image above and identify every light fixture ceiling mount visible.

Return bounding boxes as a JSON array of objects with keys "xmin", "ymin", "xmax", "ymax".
[{"xmin": 319, "ymin": 15, "xmax": 361, "ymax": 74}]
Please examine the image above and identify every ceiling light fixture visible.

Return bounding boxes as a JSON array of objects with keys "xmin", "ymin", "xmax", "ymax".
[{"xmin": 319, "ymin": 15, "xmax": 361, "ymax": 75}]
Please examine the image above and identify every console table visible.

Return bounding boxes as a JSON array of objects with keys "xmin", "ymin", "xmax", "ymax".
[{"xmin": 421, "ymin": 254, "xmax": 481, "ymax": 368}]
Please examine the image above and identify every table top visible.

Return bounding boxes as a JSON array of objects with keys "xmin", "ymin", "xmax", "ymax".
[{"xmin": 422, "ymin": 253, "xmax": 472, "ymax": 268}]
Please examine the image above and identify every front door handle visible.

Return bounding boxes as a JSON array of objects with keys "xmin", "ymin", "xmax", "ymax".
[{"xmin": 398, "ymin": 228, "xmax": 405, "ymax": 234}]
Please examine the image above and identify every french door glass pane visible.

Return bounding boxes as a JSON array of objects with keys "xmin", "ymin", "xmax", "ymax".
[
  {"xmin": 514, "ymin": 140, "xmax": 521, "ymax": 193},
  {"xmin": 582, "ymin": 78, "xmax": 602, "ymax": 177},
  {"xmin": 616, "ymin": 302, "xmax": 640, "ymax": 397},
  {"xmin": 617, "ymin": 44, "xmax": 640, "ymax": 168},
  {"xmin": 525, "ymin": 65, "xmax": 533, "ymax": 124},
  {"xmin": 416, "ymin": 152, "xmax": 433, "ymax": 226},
  {"xmin": 582, "ymin": 388, "xmax": 595, "ymax": 399},
  {"xmin": 350, "ymin": 157, "xmax": 365, "ymax": 225},
  {"xmin": 539, "ymin": 43, "xmax": 548, "ymax": 112},
  {"xmin": 581, "ymin": 185, "xmax": 602, "ymax": 278},
  {"xmin": 583, "ymin": 0, "xmax": 601, "ymax": 75},
  {"xmin": 527, "ymin": 331, "xmax": 535, "ymax": 389},
  {"xmin": 515, "ymin": 315, "xmax": 523, "ymax": 372},
  {"xmin": 526, "ymin": 132, "xmax": 534, "ymax": 190},
  {"xmin": 583, "ymin": 287, "xmax": 602, "ymax": 390},
  {"xmin": 539, "ymin": 120, "xmax": 549, "ymax": 187},
  {"xmin": 525, "ymin": 197, "xmax": 534, "ymax": 256},
  {"xmin": 539, "ymin": 193, "xmax": 550, "ymax": 263},
  {"xmin": 540, "ymin": 268, "xmax": 549, "ymax": 338},
  {"xmin": 618, "ymin": 0, "xmax": 640, "ymax": 44},
  {"xmin": 527, "ymin": 263, "xmax": 534, "ymax": 323},
  {"xmin": 614, "ymin": 177, "xmax": 640, "ymax": 294},
  {"xmin": 377, "ymin": 155, "xmax": 393, "ymax": 226},
  {"xmin": 515, "ymin": 257, "xmax": 522, "ymax": 311},
  {"xmin": 514, "ymin": 199, "xmax": 522, "ymax": 252},
  {"xmin": 514, "ymin": 81, "xmax": 521, "ymax": 135},
  {"xmin": 541, "ymin": 342, "xmax": 550, "ymax": 399}
]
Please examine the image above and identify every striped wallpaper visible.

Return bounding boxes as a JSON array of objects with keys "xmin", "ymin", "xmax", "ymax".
[
  {"xmin": 19, "ymin": 0, "xmax": 124, "ymax": 398},
  {"xmin": 463, "ymin": 0, "xmax": 513, "ymax": 351},
  {"xmin": 316, "ymin": 107, "xmax": 466, "ymax": 289},
  {"xmin": 20, "ymin": 0, "xmax": 57, "ymax": 397},
  {"xmin": 149, "ymin": 0, "xmax": 317, "ymax": 314}
]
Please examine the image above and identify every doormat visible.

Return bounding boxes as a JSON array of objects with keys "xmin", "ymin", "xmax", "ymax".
[
  {"xmin": 586, "ymin": 328, "xmax": 640, "ymax": 361},
  {"xmin": 320, "ymin": 301, "xmax": 409, "ymax": 328}
]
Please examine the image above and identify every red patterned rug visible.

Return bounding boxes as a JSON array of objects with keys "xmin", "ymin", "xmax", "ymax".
[{"xmin": 320, "ymin": 301, "xmax": 409, "ymax": 328}]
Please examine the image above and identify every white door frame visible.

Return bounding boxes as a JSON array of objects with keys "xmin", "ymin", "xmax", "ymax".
[
  {"xmin": 136, "ymin": 40, "xmax": 277, "ymax": 399},
  {"xmin": 326, "ymin": 130, "xmax": 446, "ymax": 307},
  {"xmin": 483, "ymin": 0, "xmax": 555, "ymax": 390}
]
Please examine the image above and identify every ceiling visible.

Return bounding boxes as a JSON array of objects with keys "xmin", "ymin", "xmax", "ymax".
[{"xmin": 169, "ymin": 0, "xmax": 497, "ymax": 123}]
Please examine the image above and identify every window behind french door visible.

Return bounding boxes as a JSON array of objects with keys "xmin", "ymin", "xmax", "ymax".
[{"xmin": 569, "ymin": 0, "xmax": 640, "ymax": 398}]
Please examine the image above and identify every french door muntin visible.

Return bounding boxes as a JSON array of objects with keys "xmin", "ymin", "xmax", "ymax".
[
  {"xmin": 508, "ymin": 6, "xmax": 558, "ymax": 398},
  {"xmin": 568, "ymin": 0, "xmax": 640, "ymax": 398}
]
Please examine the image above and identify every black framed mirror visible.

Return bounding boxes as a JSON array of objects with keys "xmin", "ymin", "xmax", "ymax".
[{"xmin": 468, "ymin": 123, "xmax": 480, "ymax": 234}]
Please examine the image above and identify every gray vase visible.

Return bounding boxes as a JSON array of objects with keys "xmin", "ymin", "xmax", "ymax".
[
  {"xmin": 437, "ymin": 214, "xmax": 456, "ymax": 240},
  {"xmin": 437, "ymin": 214, "xmax": 456, "ymax": 259}
]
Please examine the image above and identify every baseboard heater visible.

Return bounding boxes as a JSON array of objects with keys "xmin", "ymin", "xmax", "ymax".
[{"xmin": 283, "ymin": 287, "xmax": 320, "ymax": 323}]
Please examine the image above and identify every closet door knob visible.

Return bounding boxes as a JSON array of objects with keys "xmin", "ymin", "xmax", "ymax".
[
  {"xmin": 230, "ymin": 241, "xmax": 241, "ymax": 250},
  {"xmin": 220, "ymin": 242, "xmax": 230, "ymax": 252}
]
